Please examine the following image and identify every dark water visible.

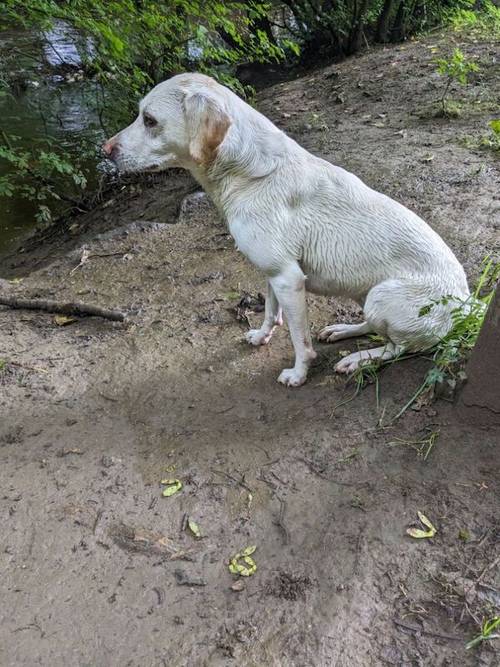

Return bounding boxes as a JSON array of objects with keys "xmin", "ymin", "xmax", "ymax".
[{"xmin": 0, "ymin": 22, "xmax": 105, "ymax": 256}]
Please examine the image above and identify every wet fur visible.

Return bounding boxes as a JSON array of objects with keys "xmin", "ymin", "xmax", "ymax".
[{"xmin": 105, "ymin": 73, "xmax": 470, "ymax": 386}]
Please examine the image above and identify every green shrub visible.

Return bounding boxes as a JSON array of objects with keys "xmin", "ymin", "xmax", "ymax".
[{"xmin": 434, "ymin": 47, "xmax": 479, "ymax": 116}]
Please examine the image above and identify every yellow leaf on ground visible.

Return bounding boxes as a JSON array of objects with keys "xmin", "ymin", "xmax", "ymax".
[
  {"xmin": 160, "ymin": 479, "xmax": 182, "ymax": 497},
  {"xmin": 54, "ymin": 314, "xmax": 78, "ymax": 326},
  {"xmin": 228, "ymin": 546, "xmax": 257, "ymax": 577},
  {"xmin": 187, "ymin": 519, "xmax": 201, "ymax": 538},
  {"xmin": 406, "ymin": 511, "xmax": 437, "ymax": 538}
]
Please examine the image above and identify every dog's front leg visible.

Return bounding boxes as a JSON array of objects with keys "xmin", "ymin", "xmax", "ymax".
[
  {"xmin": 246, "ymin": 281, "xmax": 283, "ymax": 346},
  {"xmin": 269, "ymin": 264, "xmax": 317, "ymax": 387}
]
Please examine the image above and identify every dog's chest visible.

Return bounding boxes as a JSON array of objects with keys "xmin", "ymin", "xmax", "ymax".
[{"xmin": 227, "ymin": 217, "xmax": 283, "ymax": 273}]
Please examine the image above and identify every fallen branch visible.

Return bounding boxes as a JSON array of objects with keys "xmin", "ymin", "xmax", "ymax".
[{"xmin": 0, "ymin": 295, "xmax": 126, "ymax": 322}]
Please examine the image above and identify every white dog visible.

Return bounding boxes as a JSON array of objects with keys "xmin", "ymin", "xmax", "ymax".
[{"xmin": 103, "ymin": 73, "xmax": 469, "ymax": 387}]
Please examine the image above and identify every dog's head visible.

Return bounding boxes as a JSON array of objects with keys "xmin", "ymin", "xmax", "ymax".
[{"xmin": 103, "ymin": 73, "xmax": 232, "ymax": 173}]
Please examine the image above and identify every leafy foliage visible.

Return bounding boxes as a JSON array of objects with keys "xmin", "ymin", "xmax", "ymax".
[
  {"xmin": 0, "ymin": 0, "xmax": 497, "ymax": 224},
  {"xmin": 0, "ymin": 132, "xmax": 88, "ymax": 223},
  {"xmin": 392, "ymin": 257, "xmax": 499, "ymax": 421},
  {"xmin": 434, "ymin": 47, "xmax": 479, "ymax": 116},
  {"xmin": 277, "ymin": 1, "xmax": 492, "ymax": 58},
  {"xmin": 2, "ymin": 0, "xmax": 291, "ymax": 117},
  {"xmin": 448, "ymin": 0, "xmax": 500, "ymax": 36},
  {"xmin": 1, "ymin": 0, "xmax": 293, "ymax": 221},
  {"xmin": 466, "ymin": 616, "xmax": 500, "ymax": 650}
]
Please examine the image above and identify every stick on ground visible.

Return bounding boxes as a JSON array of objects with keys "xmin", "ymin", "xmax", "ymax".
[{"xmin": 0, "ymin": 295, "xmax": 126, "ymax": 322}]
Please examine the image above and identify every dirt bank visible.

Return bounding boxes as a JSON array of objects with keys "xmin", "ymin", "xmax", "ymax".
[{"xmin": 1, "ymin": 30, "xmax": 499, "ymax": 667}]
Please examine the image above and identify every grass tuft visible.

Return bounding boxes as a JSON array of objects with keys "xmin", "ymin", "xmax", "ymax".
[{"xmin": 466, "ymin": 616, "xmax": 500, "ymax": 650}]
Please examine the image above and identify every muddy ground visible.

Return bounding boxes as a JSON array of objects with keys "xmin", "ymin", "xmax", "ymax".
[{"xmin": 1, "ymin": 30, "xmax": 499, "ymax": 667}]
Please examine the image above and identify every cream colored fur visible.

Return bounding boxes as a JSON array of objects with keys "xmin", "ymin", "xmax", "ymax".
[{"xmin": 104, "ymin": 73, "xmax": 470, "ymax": 387}]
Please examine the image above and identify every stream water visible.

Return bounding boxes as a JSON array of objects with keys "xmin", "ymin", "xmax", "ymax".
[{"xmin": 0, "ymin": 22, "xmax": 105, "ymax": 256}]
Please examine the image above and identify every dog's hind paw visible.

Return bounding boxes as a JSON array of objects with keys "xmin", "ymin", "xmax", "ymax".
[
  {"xmin": 277, "ymin": 368, "xmax": 307, "ymax": 387},
  {"xmin": 246, "ymin": 329, "xmax": 272, "ymax": 346},
  {"xmin": 334, "ymin": 354, "xmax": 363, "ymax": 374}
]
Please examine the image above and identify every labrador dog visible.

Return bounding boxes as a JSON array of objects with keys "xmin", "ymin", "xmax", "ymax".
[{"xmin": 103, "ymin": 73, "xmax": 469, "ymax": 387}]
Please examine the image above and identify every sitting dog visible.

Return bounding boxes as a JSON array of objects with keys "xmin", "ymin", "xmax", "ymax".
[{"xmin": 103, "ymin": 73, "xmax": 469, "ymax": 387}]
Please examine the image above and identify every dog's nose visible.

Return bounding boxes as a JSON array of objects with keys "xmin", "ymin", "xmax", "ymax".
[{"xmin": 103, "ymin": 138, "xmax": 119, "ymax": 160}]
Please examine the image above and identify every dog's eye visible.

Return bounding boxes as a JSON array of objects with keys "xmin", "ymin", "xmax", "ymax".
[{"xmin": 143, "ymin": 112, "xmax": 158, "ymax": 128}]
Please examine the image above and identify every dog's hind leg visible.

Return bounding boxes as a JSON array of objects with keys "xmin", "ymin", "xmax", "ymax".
[
  {"xmin": 318, "ymin": 321, "xmax": 372, "ymax": 343},
  {"xmin": 335, "ymin": 342, "xmax": 403, "ymax": 374},
  {"xmin": 246, "ymin": 281, "xmax": 283, "ymax": 346},
  {"xmin": 333, "ymin": 277, "xmax": 463, "ymax": 375}
]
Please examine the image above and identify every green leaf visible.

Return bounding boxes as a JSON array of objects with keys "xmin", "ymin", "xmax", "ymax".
[
  {"xmin": 241, "ymin": 545, "xmax": 256, "ymax": 556},
  {"xmin": 229, "ymin": 545, "xmax": 257, "ymax": 577},
  {"xmin": 489, "ymin": 119, "xmax": 500, "ymax": 135},
  {"xmin": 407, "ymin": 511, "xmax": 437, "ymax": 538},
  {"xmin": 161, "ymin": 478, "xmax": 182, "ymax": 497},
  {"xmin": 187, "ymin": 519, "xmax": 201, "ymax": 538}
]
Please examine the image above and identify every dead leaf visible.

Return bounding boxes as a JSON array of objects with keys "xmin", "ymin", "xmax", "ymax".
[
  {"xmin": 224, "ymin": 291, "xmax": 240, "ymax": 301},
  {"xmin": 231, "ymin": 580, "xmax": 245, "ymax": 592},
  {"xmin": 70, "ymin": 248, "xmax": 90, "ymax": 275},
  {"xmin": 407, "ymin": 511, "xmax": 437, "ymax": 538},
  {"xmin": 54, "ymin": 314, "xmax": 78, "ymax": 326}
]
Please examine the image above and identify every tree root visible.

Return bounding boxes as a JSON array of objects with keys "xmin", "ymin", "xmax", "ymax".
[{"xmin": 0, "ymin": 295, "xmax": 126, "ymax": 322}]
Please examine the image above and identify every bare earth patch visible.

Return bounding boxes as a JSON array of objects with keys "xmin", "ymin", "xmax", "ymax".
[{"xmin": 0, "ymin": 31, "xmax": 499, "ymax": 666}]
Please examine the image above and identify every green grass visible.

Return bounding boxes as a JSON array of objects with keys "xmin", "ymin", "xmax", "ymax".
[
  {"xmin": 466, "ymin": 616, "xmax": 500, "ymax": 650},
  {"xmin": 447, "ymin": 1, "xmax": 500, "ymax": 39},
  {"xmin": 330, "ymin": 360, "xmax": 382, "ymax": 415},
  {"xmin": 463, "ymin": 119, "xmax": 500, "ymax": 154}
]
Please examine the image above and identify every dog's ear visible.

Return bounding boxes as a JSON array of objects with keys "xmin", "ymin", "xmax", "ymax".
[{"xmin": 183, "ymin": 92, "xmax": 231, "ymax": 166}]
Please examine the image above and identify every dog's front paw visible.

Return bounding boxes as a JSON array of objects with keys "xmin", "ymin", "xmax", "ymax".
[
  {"xmin": 277, "ymin": 368, "xmax": 307, "ymax": 387},
  {"xmin": 318, "ymin": 324, "xmax": 345, "ymax": 342},
  {"xmin": 246, "ymin": 329, "xmax": 272, "ymax": 346}
]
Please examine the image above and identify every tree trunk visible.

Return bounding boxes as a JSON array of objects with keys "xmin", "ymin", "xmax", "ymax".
[
  {"xmin": 390, "ymin": 0, "xmax": 406, "ymax": 42},
  {"xmin": 376, "ymin": 0, "xmax": 397, "ymax": 42},
  {"xmin": 459, "ymin": 287, "xmax": 500, "ymax": 427},
  {"xmin": 347, "ymin": 0, "xmax": 369, "ymax": 54}
]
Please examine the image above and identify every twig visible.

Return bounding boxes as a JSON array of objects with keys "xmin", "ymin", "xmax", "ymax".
[
  {"xmin": 462, "ymin": 529, "xmax": 491, "ymax": 579},
  {"xmin": 274, "ymin": 498, "xmax": 290, "ymax": 546},
  {"xmin": 210, "ymin": 469, "xmax": 253, "ymax": 493},
  {"xmin": 393, "ymin": 619, "xmax": 461, "ymax": 642},
  {"xmin": 153, "ymin": 586, "xmax": 165, "ymax": 606},
  {"xmin": 92, "ymin": 509, "xmax": 103, "ymax": 535},
  {"xmin": 0, "ymin": 295, "xmax": 126, "ymax": 322},
  {"xmin": 477, "ymin": 555, "xmax": 500, "ymax": 586},
  {"xmin": 294, "ymin": 456, "xmax": 366, "ymax": 487},
  {"xmin": 7, "ymin": 360, "xmax": 48, "ymax": 374},
  {"xmin": 256, "ymin": 473, "xmax": 278, "ymax": 491}
]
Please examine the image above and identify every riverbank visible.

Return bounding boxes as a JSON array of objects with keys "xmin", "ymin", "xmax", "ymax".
[{"xmin": 1, "ymin": 30, "xmax": 499, "ymax": 667}]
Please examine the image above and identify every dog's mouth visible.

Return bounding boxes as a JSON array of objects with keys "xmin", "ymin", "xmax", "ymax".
[{"xmin": 111, "ymin": 155, "xmax": 177, "ymax": 175}]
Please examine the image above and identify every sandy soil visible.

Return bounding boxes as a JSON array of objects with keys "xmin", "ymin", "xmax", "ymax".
[{"xmin": 1, "ymin": 30, "xmax": 499, "ymax": 667}]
